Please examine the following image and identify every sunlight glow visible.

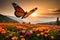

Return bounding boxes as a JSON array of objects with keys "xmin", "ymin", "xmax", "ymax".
[{"xmin": 30, "ymin": 13, "xmax": 37, "ymax": 17}]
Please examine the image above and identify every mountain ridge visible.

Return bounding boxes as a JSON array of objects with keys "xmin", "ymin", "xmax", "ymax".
[{"xmin": 0, "ymin": 14, "xmax": 19, "ymax": 23}]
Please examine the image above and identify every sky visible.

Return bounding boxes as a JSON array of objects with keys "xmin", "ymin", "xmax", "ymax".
[{"xmin": 0, "ymin": 0, "xmax": 60, "ymax": 23}]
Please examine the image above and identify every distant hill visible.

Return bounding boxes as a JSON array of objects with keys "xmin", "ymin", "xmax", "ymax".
[
  {"xmin": 47, "ymin": 21, "xmax": 60, "ymax": 25},
  {"xmin": 38, "ymin": 21, "xmax": 60, "ymax": 25},
  {"xmin": 0, "ymin": 14, "xmax": 19, "ymax": 23},
  {"xmin": 8, "ymin": 16, "xmax": 24, "ymax": 23}
]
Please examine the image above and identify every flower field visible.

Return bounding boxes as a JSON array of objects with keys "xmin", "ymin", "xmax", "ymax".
[{"xmin": 0, "ymin": 23, "xmax": 60, "ymax": 40}]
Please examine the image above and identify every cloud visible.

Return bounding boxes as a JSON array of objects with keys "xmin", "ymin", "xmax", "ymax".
[
  {"xmin": 53, "ymin": 9, "xmax": 60, "ymax": 13},
  {"xmin": 51, "ymin": 9, "xmax": 60, "ymax": 15}
]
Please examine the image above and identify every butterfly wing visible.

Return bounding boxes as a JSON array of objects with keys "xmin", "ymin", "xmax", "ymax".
[
  {"xmin": 23, "ymin": 8, "xmax": 37, "ymax": 18},
  {"xmin": 12, "ymin": 3, "xmax": 25, "ymax": 17},
  {"xmin": 14, "ymin": 11, "xmax": 24, "ymax": 17}
]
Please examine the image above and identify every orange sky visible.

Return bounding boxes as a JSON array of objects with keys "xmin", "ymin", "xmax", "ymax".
[
  {"xmin": 0, "ymin": 0, "xmax": 60, "ymax": 16},
  {"xmin": 0, "ymin": 0, "xmax": 60, "ymax": 23}
]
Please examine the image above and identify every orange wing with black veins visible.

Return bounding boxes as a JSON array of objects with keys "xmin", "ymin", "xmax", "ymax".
[
  {"xmin": 24, "ymin": 8, "xmax": 37, "ymax": 18},
  {"xmin": 12, "ymin": 3, "xmax": 25, "ymax": 17}
]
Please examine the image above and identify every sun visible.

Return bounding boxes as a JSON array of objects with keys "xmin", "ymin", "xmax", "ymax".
[{"xmin": 30, "ymin": 13, "xmax": 37, "ymax": 17}]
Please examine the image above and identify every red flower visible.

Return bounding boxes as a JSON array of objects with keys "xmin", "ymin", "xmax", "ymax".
[{"xmin": 16, "ymin": 27, "xmax": 20, "ymax": 31}]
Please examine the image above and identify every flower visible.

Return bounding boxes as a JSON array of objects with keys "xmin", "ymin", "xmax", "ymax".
[
  {"xmin": 16, "ymin": 27, "xmax": 20, "ymax": 31},
  {"xmin": 36, "ymin": 34, "xmax": 40, "ymax": 37},
  {"xmin": 12, "ymin": 36, "xmax": 18, "ymax": 40},
  {"xmin": 16, "ymin": 26, "xmax": 22, "ymax": 28},
  {"xmin": 21, "ymin": 37, "xmax": 25, "ymax": 40},
  {"xmin": 5, "ymin": 36, "xmax": 10, "ymax": 40},
  {"xmin": 29, "ymin": 30, "xmax": 33, "ymax": 34},
  {"xmin": 1, "ymin": 29, "xmax": 6, "ymax": 35},
  {"xmin": 32, "ymin": 30, "xmax": 36, "ymax": 33},
  {"xmin": 20, "ymin": 35, "xmax": 24, "ymax": 38},
  {"xmin": 9, "ymin": 33, "xmax": 13, "ymax": 37},
  {"xmin": 39, "ymin": 28, "xmax": 43, "ymax": 32},
  {"xmin": 58, "ymin": 30, "xmax": 60, "ymax": 32},
  {"xmin": 40, "ymin": 32, "xmax": 44, "ymax": 35},
  {"xmin": 23, "ymin": 28, "xmax": 27, "ymax": 30},
  {"xmin": 0, "ymin": 27, "xmax": 2, "ymax": 32},
  {"xmin": 22, "ymin": 30, "xmax": 26, "ymax": 34},
  {"xmin": 25, "ymin": 31, "xmax": 30, "ymax": 37},
  {"xmin": 35, "ymin": 28, "xmax": 39, "ymax": 32},
  {"xmin": 32, "ymin": 28, "xmax": 36, "ymax": 30},
  {"xmin": 18, "ymin": 31, "xmax": 23, "ymax": 35},
  {"xmin": 57, "ymin": 34, "xmax": 60, "ymax": 37},
  {"xmin": 48, "ymin": 34, "xmax": 50, "ymax": 36},
  {"xmin": 11, "ymin": 32, "xmax": 16, "ymax": 34},
  {"xmin": 50, "ymin": 36, "xmax": 55, "ymax": 39},
  {"xmin": 44, "ymin": 34, "xmax": 48, "ymax": 37}
]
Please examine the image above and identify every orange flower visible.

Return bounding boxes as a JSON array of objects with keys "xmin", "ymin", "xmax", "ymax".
[
  {"xmin": 16, "ymin": 26, "xmax": 22, "ymax": 28},
  {"xmin": 5, "ymin": 36, "xmax": 9, "ymax": 39},
  {"xmin": 16, "ymin": 27, "xmax": 20, "ymax": 31},
  {"xmin": 40, "ymin": 32, "xmax": 44, "ymax": 35},
  {"xmin": 21, "ymin": 37, "xmax": 25, "ymax": 40},
  {"xmin": 32, "ymin": 28, "xmax": 36, "ymax": 30},
  {"xmin": 12, "ymin": 36, "xmax": 18, "ymax": 40},
  {"xmin": 1, "ymin": 29, "xmax": 6, "ymax": 35},
  {"xmin": 29, "ymin": 30, "xmax": 33, "ymax": 34},
  {"xmin": 35, "ymin": 28, "xmax": 39, "ymax": 31},
  {"xmin": 22, "ymin": 30, "xmax": 26, "ymax": 33},
  {"xmin": 44, "ymin": 30, "xmax": 50, "ymax": 33},
  {"xmin": 9, "ymin": 33, "xmax": 13, "ymax": 37},
  {"xmin": 44, "ymin": 34, "xmax": 48, "ymax": 37},
  {"xmin": 41, "ymin": 27, "xmax": 46, "ymax": 30},
  {"xmin": 20, "ymin": 35, "xmax": 24, "ymax": 38},
  {"xmin": 23, "ymin": 28, "xmax": 27, "ymax": 30},
  {"xmin": 11, "ymin": 32, "xmax": 16, "ymax": 34},
  {"xmin": 0, "ymin": 27, "xmax": 2, "ymax": 32},
  {"xmin": 48, "ymin": 34, "xmax": 50, "ymax": 36},
  {"xmin": 39, "ymin": 28, "xmax": 43, "ymax": 32},
  {"xmin": 1, "ymin": 31, "xmax": 6, "ymax": 35},
  {"xmin": 36, "ymin": 34, "xmax": 40, "ymax": 37},
  {"xmin": 50, "ymin": 36, "xmax": 55, "ymax": 39}
]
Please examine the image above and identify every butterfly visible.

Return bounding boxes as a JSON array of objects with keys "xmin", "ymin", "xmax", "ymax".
[{"xmin": 12, "ymin": 3, "xmax": 38, "ymax": 19}]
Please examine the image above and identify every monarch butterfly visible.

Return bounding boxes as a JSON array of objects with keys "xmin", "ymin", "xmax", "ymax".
[{"xmin": 12, "ymin": 3, "xmax": 37, "ymax": 19}]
